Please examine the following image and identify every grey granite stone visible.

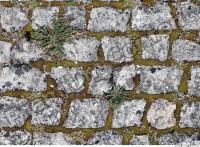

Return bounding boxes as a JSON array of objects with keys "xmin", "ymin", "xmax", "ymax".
[
  {"xmin": 141, "ymin": 34, "xmax": 169, "ymax": 61},
  {"xmin": 50, "ymin": 66, "xmax": 84, "ymax": 93},
  {"xmin": 188, "ymin": 66, "xmax": 200, "ymax": 96},
  {"xmin": 113, "ymin": 64, "xmax": 136, "ymax": 90},
  {"xmin": 62, "ymin": 36, "xmax": 100, "ymax": 62},
  {"xmin": 64, "ymin": 98, "xmax": 109, "ymax": 128},
  {"xmin": 0, "ymin": 64, "xmax": 47, "ymax": 92},
  {"xmin": 75, "ymin": 0, "xmax": 91, "ymax": 3},
  {"xmin": 33, "ymin": 132, "xmax": 75, "ymax": 145},
  {"xmin": 0, "ymin": 8, "xmax": 29, "ymax": 32},
  {"xmin": 64, "ymin": 6, "xmax": 86, "ymax": 29},
  {"xmin": 101, "ymin": 36, "xmax": 133, "ymax": 63},
  {"xmin": 87, "ymin": 130, "xmax": 123, "ymax": 145},
  {"xmin": 177, "ymin": 2, "xmax": 200, "ymax": 30},
  {"xmin": 0, "ymin": 96, "xmax": 30, "ymax": 127},
  {"xmin": 11, "ymin": 39, "xmax": 51, "ymax": 63},
  {"xmin": 31, "ymin": 98, "xmax": 63, "ymax": 125},
  {"xmin": 139, "ymin": 66, "xmax": 183, "ymax": 94},
  {"xmin": 172, "ymin": 39, "xmax": 200, "ymax": 61},
  {"xmin": 88, "ymin": 65, "xmax": 113, "ymax": 95},
  {"xmin": 147, "ymin": 99, "xmax": 176, "ymax": 129},
  {"xmin": 32, "ymin": 7, "xmax": 59, "ymax": 30},
  {"xmin": 88, "ymin": 7, "xmax": 130, "ymax": 32},
  {"xmin": 0, "ymin": 130, "xmax": 32, "ymax": 145},
  {"xmin": 180, "ymin": 102, "xmax": 200, "ymax": 128},
  {"xmin": 0, "ymin": 41, "xmax": 12, "ymax": 64},
  {"xmin": 132, "ymin": 4, "xmax": 176, "ymax": 31},
  {"xmin": 129, "ymin": 135, "xmax": 150, "ymax": 145},
  {"xmin": 112, "ymin": 99, "xmax": 146, "ymax": 128}
]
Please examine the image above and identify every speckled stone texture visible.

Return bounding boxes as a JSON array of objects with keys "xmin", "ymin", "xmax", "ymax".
[{"xmin": 129, "ymin": 135, "xmax": 150, "ymax": 145}]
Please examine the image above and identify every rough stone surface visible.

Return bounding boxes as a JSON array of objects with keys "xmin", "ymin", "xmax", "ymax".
[
  {"xmin": 112, "ymin": 99, "xmax": 146, "ymax": 128},
  {"xmin": 129, "ymin": 135, "xmax": 150, "ymax": 145},
  {"xmin": 139, "ymin": 66, "xmax": 183, "ymax": 94},
  {"xmin": 188, "ymin": 66, "xmax": 200, "ymax": 96},
  {"xmin": 147, "ymin": 99, "xmax": 176, "ymax": 129},
  {"xmin": 0, "ymin": 41, "xmax": 12, "ymax": 64},
  {"xmin": 33, "ymin": 132, "xmax": 75, "ymax": 145},
  {"xmin": 75, "ymin": 0, "xmax": 91, "ymax": 3},
  {"xmin": 0, "ymin": 96, "xmax": 30, "ymax": 127},
  {"xmin": 179, "ymin": 102, "xmax": 200, "ymax": 128},
  {"xmin": 101, "ymin": 36, "xmax": 133, "ymax": 63},
  {"xmin": 177, "ymin": 2, "xmax": 200, "ymax": 30},
  {"xmin": 64, "ymin": 98, "xmax": 109, "ymax": 128},
  {"xmin": 113, "ymin": 64, "xmax": 136, "ymax": 90},
  {"xmin": 0, "ymin": 130, "xmax": 32, "ymax": 145},
  {"xmin": 88, "ymin": 65, "xmax": 113, "ymax": 95},
  {"xmin": 132, "ymin": 4, "xmax": 176, "ymax": 31},
  {"xmin": 32, "ymin": 7, "xmax": 59, "ymax": 30},
  {"xmin": 172, "ymin": 39, "xmax": 200, "ymax": 62},
  {"xmin": 141, "ymin": 34, "xmax": 169, "ymax": 61},
  {"xmin": 64, "ymin": 6, "xmax": 86, "ymax": 29},
  {"xmin": 87, "ymin": 130, "xmax": 123, "ymax": 145},
  {"xmin": 88, "ymin": 7, "xmax": 130, "ymax": 32},
  {"xmin": 158, "ymin": 132, "xmax": 200, "ymax": 145},
  {"xmin": 62, "ymin": 36, "xmax": 100, "ymax": 62},
  {"xmin": 0, "ymin": 7, "xmax": 29, "ymax": 32},
  {"xmin": 50, "ymin": 66, "xmax": 84, "ymax": 93},
  {"xmin": 11, "ymin": 39, "xmax": 50, "ymax": 63},
  {"xmin": 0, "ymin": 64, "xmax": 47, "ymax": 92},
  {"xmin": 31, "ymin": 98, "xmax": 63, "ymax": 125}
]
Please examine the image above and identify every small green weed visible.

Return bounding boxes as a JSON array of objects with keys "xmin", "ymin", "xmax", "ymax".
[
  {"xmin": 31, "ymin": 16, "xmax": 80, "ymax": 58},
  {"xmin": 104, "ymin": 86, "xmax": 128, "ymax": 108}
]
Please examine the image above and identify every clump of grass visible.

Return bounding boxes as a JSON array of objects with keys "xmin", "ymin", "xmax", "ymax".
[
  {"xmin": 31, "ymin": 16, "xmax": 80, "ymax": 58},
  {"xmin": 104, "ymin": 86, "xmax": 128, "ymax": 108}
]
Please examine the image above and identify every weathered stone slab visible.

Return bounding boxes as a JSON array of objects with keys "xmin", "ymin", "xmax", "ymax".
[
  {"xmin": 132, "ymin": 4, "xmax": 176, "ymax": 31},
  {"xmin": 64, "ymin": 98, "xmax": 109, "ymax": 128},
  {"xmin": 180, "ymin": 102, "xmax": 200, "ymax": 128},
  {"xmin": 129, "ymin": 135, "xmax": 150, "ymax": 145},
  {"xmin": 88, "ymin": 65, "xmax": 113, "ymax": 95},
  {"xmin": 139, "ymin": 66, "xmax": 183, "ymax": 94},
  {"xmin": 112, "ymin": 99, "xmax": 146, "ymax": 128},
  {"xmin": 0, "ymin": 130, "xmax": 32, "ymax": 145},
  {"xmin": 172, "ymin": 39, "xmax": 200, "ymax": 62},
  {"xmin": 75, "ymin": 0, "xmax": 91, "ymax": 3},
  {"xmin": 188, "ymin": 66, "xmax": 200, "ymax": 96},
  {"xmin": 11, "ymin": 39, "xmax": 50, "ymax": 63},
  {"xmin": 62, "ymin": 36, "xmax": 100, "ymax": 62},
  {"xmin": 88, "ymin": 7, "xmax": 130, "ymax": 32},
  {"xmin": 141, "ymin": 34, "xmax": 169, "ymax": 61},
  {"xmin": 177, "ymin": 2, "xmax": 200, "ymax": 30},
  {"xmin": 101, "ymin": 36, "xmax": 133, "ymax": 63},
  {"xmin": 31, "ymin": 98, "xmax": 63, "ymax": 125},
  {"xmin": 50, "ymin": 66, "xmax": 84, "ymax": 93},
  {"xmin": 147, "ymin": 99, "xmax": 176, "ymax": 129},
  {"xmin": 0, "ymin": 64, "xmax": 47, "ymax": 92},
  {"xmin": 64, "ymin": 6, "xmax": 86, "ymax": 29},
  {"xmin": 32, "ymin": 7, "xmax": 59, "ymax": 30},
  {"xmin": 0, "ymin": 41, "xmax": 12, "ymax": 64},
  {"xmin": 87, "ymin": 130, "xmax": 123, "ymax": 145},
  {"xmin": 113, "ymin": 64, "xmax": 136, "ymax": 90},
  {"xmin": 0, "ymin": 96, "xmax": 30, "ymax": 127},
  {"xmin": 0, "ymin": 7, "xmax": 29, "ymax": 32},
  {"xmin": 33, "ymin": 132, "xmax": 75, "ymax": 145}
]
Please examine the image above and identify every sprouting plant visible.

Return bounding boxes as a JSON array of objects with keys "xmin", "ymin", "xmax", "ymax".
[
  {"xmin": 104, "ymin": 86, "xmax": 128, "ymax": 108},
  {"xmin": 31, "ymin": 16, "xmax": 80, "ymax": 58}
]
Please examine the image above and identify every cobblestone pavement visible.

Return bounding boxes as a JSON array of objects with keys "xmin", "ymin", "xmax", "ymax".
[{"xmin": 0, "ymin": 0, "xmax": 200, "ymax": 145}]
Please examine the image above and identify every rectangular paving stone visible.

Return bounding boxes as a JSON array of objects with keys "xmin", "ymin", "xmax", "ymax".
[
  {"xmin": 31, "ymin": 98, "xmax": 63, "ymax": 126},
  {"xmin": 0, "ymin": 41, "xmax": 12, "ymax": 64},
  {"xmin": 177, "ymin": 2, "xmax": 200, "ymax": 30},
  {"xmin": 139, "ymin": 66, "xmax": 183, "ymax": 94},
  {"xmin": 188, "ymin": 66, "xmax": 200, "ymax": 96},
  {"xmin": 129, "ymin": 135, "xmax": 149, "ymax": 145},
  {"xmin": 132, "ymin": 4, "xmax": 176, "ymax": 31},
  {"xmin": 0, "ymin": 96, "xmax": 30, "ymax": 127},
  {"xmin": 64, "ymin": 98, "xmax": 109, "ymax": 128},
  {"xmin": 101, "ymin": 36, "xmax": 133, "ymax": 63},
  {"xmin": 88, "ymin": 7, "xmax": 130, "ymax": 32},
  {"xmin": 0, "ymin": 64, "xmax": 47, "ymax": 92}
]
